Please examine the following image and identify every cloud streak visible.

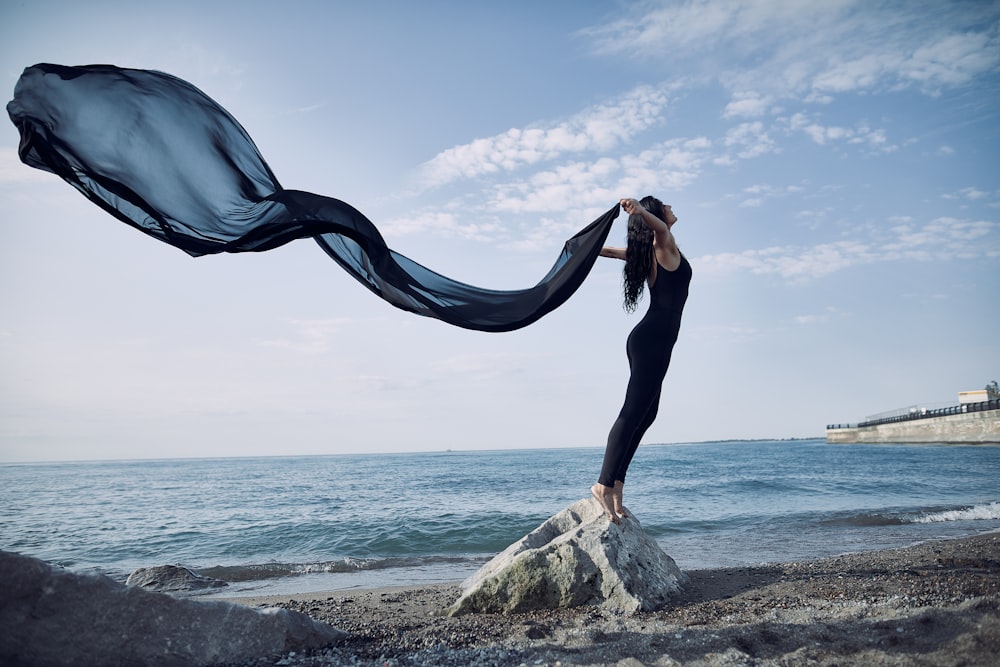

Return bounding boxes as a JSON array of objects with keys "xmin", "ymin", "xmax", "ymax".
[
  {"xmin": 785, "ymin": 113, "xmax": 896, "ymax": 153},
  {"xmin": 344, "ymin": 4, "xmax": 999, "ymax": 260},
  {"xmin": 583, "ymin": 0, "xmax": 1000, "ymax": 102},
  {"xmin": 416, "ymin": 85, "xmax": 669, "ymax": 189},
  {"xmin": 395, "ymin": 135, "xmax": 717, "ymax": 249},
  {"xmin": 697, "ymin": 216, "xmax": 1000, "ymax": 281}
]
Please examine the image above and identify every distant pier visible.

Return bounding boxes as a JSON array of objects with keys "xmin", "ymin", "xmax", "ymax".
[{"xmin": 827, "ymin": 399, "xmax": 1000, "ymax": 444}]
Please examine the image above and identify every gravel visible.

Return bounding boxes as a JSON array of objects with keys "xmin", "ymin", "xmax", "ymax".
[{"xmin": 227, "ymin": 533, "xmax": 1000, "ymax": 667}]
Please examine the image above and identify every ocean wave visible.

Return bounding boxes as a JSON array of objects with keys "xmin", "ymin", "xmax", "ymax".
[
  {"xmin": 915, "ymin": 502, "xmax": 1000, "ymax": 524},
  {"xmin": 197, "ymin": 554, "xmax": 485, "ymax": 583},
  {"xmin": 820, "ymin": 502, "xmax": 1000, "ymax": 528},
  {"xmin": 819, "ymin": 513, "xmax": 907, "ymax": 527}
]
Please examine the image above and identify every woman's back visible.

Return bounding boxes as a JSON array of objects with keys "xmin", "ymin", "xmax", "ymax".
[{"xmin": 648, "ymin": 254, "xmax": 692, "ymax": 314}]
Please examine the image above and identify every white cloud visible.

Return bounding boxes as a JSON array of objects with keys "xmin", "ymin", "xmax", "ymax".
[
  {"xmin": 382, "ymin": 210, "xmax": 459, "ymax": 236},
  {"xmin": 380, "ymin": 209, "xmax": 504, "ymax": 242},
  {"xmin": 698, "ymin": 240, "xmax": 875, "ymax": 281},
  {"xmin": 394, "ymin": 2, "xmax": 991, "ymax": 254},
  {"xmin": 697, "ymin": 216, "xmax": 1000, "ymax": 281},
  {"xmin": 732, "ymin": 183, "xmax": 803, "ymax": 208},
  {"xmin": 811, "ymin": 53, "xmax": 897, "ymax": 94},
  {"xmin": 583, "ymin": 0, "xmax": 1000, "ymax": 101},
  {"xmin": 416, "ymin": 85, "xmax": 669, "ymax": 188},
  {"xmin": 485, "ymin": 136, "xmax": 713, "ymax": 227},
  {"xmin": 786, "ymin": 113, "xmax": 896, "ymax": 152},
  {"xmin": 723, "ymin": 92, "xmax": 775, "ymax": 118},
  {"xmin": 392, "ymin": 132, "xmax": 720, "ymax": 251},
  {"xmin": 793, "ymin": 307, "xmax": 841, "ymax": 325},
  {"xmin": 942, "ymin": 187, "xmax": 1000, "ymax": 207},
  {"xmin": 884, "ymin": 217, "xmax": 999, "ymax": 260},
  {"xmin": 959, "ymin": 187, "xmax": 989, "ymax": 201},
  {"xmin": 722, "ymin": 122, "xmax": 777, "ymax": 159},
  {"xmin": 899, "ymin": 31, "xmax": 1000, "ymax": 89}
]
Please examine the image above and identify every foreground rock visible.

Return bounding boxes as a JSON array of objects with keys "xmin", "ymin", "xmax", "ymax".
[
  {"xmin": 448, "ymin": 498, "xmax": 686, "ymax": 615},
  {"xmin": 0, "ymin": 550, "xmax": 346, "ymax": 666},
  {"xmin": 126, "ymin": 564, "xmax": 228, "ymax": 593}
]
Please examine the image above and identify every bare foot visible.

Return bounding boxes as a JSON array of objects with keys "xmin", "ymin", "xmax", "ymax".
[
  {"xmin": 591, "ymin": 483, "xmax": 621, "ymax": 524},
  {"xmin": 613, "ymin": 481, "xmax": 629, "ymax": 518}
]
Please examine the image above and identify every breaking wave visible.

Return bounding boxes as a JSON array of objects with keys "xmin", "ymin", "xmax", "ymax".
[
  {"xmin": 915, "ymin": 502, "xmax": 1000, "ymax": 524},
  {"xmin": 821, "ymin": 502, "xmax": 1000, "ymax": 528}
]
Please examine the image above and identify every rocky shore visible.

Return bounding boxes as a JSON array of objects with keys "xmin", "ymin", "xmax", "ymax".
[{"xmin": 227, "ymin": 532, "xmax": 1000, "ymax": 667}]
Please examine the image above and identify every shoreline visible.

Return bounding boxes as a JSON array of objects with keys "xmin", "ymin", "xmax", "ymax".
[{"xmin": 224, "ymin": 532, "xmax": 1000, "ymax": 666}]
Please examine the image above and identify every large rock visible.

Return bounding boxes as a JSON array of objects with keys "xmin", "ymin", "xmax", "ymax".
[
  {"xmin": 448, "ymin": 498, "xmax": 686, "ymax": 616},
  {"xmin": 0, "ymin": 550, "xmax": 346, "ymax": 667},
  {"xmin": 126, "ymin": 564, "xmax": 228, "ymax": 593}
]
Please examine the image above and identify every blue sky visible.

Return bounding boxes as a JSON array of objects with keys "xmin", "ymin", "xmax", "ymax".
[{"xmin": 1, "ymin": 0, "xmax": 998, "ymax": 462}]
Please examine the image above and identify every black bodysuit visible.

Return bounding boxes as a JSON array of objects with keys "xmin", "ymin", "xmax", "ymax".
[{"xmin": 599, "ymin": 254, "xmax": 692, "ymax": 486}]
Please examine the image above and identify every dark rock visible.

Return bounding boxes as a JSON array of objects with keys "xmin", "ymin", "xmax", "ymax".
[
  {"xmin": 126, "ymin": 564, "xmax": 228, "ymax": 592},
  {"xmin": 0, "ymin": 550, "xmax": 347, "ymax": 666}
]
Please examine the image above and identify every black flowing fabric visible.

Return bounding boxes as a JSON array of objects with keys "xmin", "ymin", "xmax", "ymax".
[{"xmin": 6, "ymin": 63, "xmax": 619, "ymax": 332}]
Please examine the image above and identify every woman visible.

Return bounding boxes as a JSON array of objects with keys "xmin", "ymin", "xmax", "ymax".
[{"xmin": 591, "ymin": 196, "xmax": 692, "ymax": 524}]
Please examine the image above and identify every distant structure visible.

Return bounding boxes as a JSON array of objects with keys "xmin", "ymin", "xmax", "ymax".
[
  {"xmin": 826, "ymin": 390, "xmax": 1000, "ymax": 444},
  {"xmin": 959, "ymin": 390, "xmax": 989, "ymax": 405}
]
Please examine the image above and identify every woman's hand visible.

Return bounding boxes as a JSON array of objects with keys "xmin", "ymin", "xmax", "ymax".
[
  {"xmin": 621, "ymin": 197, "xmax": 677, "ymax": 226},
  {"xmin": 620, "ymin": 198, "xmax": 642, "ymax": 215}
]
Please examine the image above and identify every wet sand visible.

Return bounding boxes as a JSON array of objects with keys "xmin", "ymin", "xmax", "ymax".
[{"xmin": 227, "ymin": 532, "xmax": 1000, "ymax": 666}]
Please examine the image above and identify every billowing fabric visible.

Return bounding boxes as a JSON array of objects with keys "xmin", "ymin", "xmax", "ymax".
[{"xmin": 6, "ymin": 63, "xmax": 619, "ymax": 332}]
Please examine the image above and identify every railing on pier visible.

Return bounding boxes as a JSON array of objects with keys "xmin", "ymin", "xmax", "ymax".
[{"xmin": 827, "ymin": 398, "xmax": 1000, "ymax": 430}]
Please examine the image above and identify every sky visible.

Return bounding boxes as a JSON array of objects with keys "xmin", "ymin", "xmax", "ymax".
[{"xmin": 0, "ymin": 0, "xmax": 998, "ymax": 462}]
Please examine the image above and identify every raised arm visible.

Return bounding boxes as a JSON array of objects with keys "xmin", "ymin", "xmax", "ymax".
[
  {"xmin": 600, "ymin": 246, "xmax": 627, "ymax": 260},
  {"xmin": 621, "ymin": 198, "xmax": 680, "ymax": 271}
]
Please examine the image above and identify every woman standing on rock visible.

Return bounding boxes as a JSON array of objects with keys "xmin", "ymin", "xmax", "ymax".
[{"xmin": 591, "ymin": 196, "xmax": 692, "ymax": 524}]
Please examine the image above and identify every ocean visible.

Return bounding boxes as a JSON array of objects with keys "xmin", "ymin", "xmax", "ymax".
[{"xmin": 3, "ymin": 439, "xmax": 999, "ymax": 597}]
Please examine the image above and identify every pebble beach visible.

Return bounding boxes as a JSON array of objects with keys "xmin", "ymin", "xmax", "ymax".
[{"xmin": 226, "ymin": 532, "xmax": 1000, "ymax": 667}]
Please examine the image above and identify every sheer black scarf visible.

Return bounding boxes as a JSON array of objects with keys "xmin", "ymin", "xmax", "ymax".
[{"xmin": 7, "ymin": 64, "xmax": 618, "ymax": 332}]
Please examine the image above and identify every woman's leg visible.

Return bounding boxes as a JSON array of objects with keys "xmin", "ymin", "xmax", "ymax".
[
  {"xmin": 616, "ymin": 385, "xmax": 662, "ymax": 482},
  {"xmin": 598, "ymin": 363, "xmax": 661, "ymax": 488},
  {"xmin": 611, "ymin": 388, "xmax": 659, "ymax": 519},
  {"xmin": 594, "ymin": 316, "xmax": 676, "ymax": 522},
  {"xmin": 594, "ymin": 360, "xmax": 660, "ymax": 523},
  {"xmin": 598, "ymin": 338, "xmax": 674, "ymax": 520}
]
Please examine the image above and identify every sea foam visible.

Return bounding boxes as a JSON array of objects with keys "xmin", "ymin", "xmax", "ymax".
[{"xmin": 916, "ymin": 502, "xmax": 1000, "ymax": 523}]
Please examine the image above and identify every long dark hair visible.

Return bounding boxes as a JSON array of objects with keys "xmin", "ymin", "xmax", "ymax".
[{"xmin": 622, "ymin": 196, "xmax": 665, "ymax": 313}]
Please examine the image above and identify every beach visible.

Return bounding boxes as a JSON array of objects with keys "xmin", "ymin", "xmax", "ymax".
[
  {"xmin": 224, "ymin": 532, "xmax": 1000, "ymax": 666},
  {"xmin": 4, "ymin": 447, "xmax": 998, "ymax": 664}
]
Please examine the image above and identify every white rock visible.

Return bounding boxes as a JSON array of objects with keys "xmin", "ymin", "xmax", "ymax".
[{"xmin": 448, "ymin": 498, "xmax": 686, "ymax": 615}]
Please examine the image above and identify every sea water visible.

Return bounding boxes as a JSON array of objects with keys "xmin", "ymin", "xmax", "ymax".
[{"xmin": 2, "ymin": 440, "xmax": 999, "ymax": 596}]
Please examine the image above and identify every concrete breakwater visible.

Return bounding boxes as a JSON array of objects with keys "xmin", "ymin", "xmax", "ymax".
[{"xmin": 827, "ymin": 399, "xmax": 1000, "ymax": 444}]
